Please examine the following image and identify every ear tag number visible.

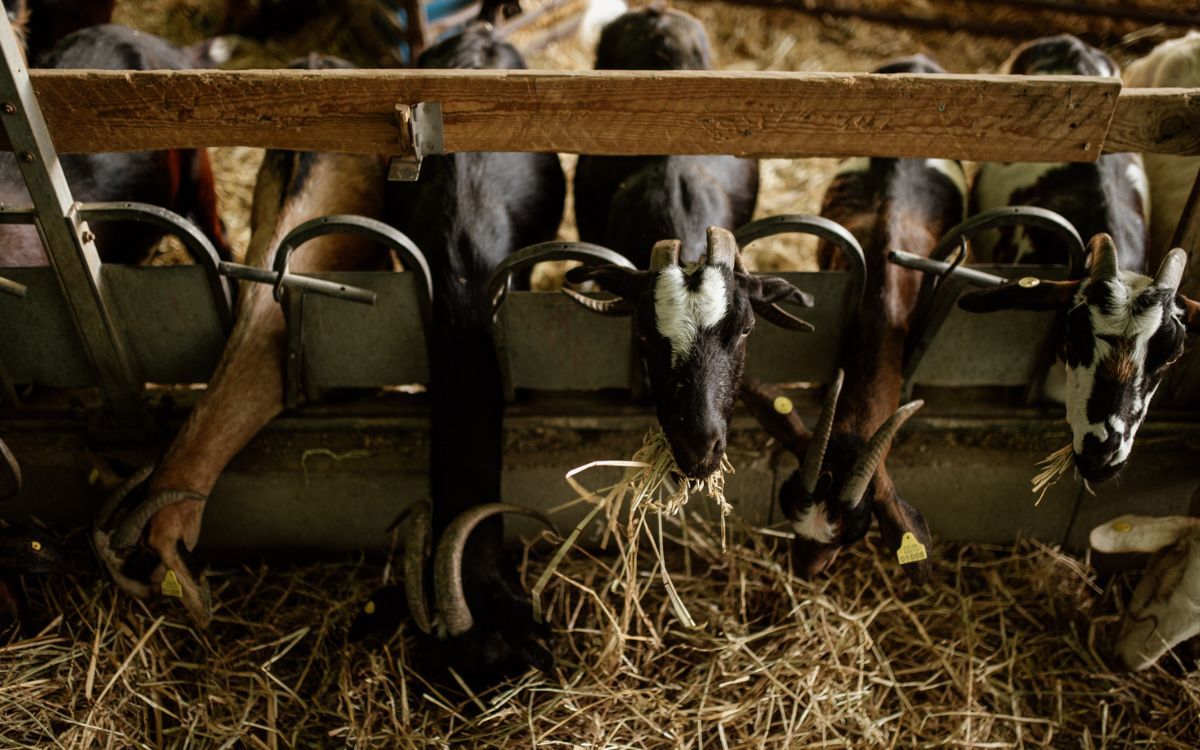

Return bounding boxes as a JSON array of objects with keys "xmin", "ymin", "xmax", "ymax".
[
  {"xmin": 897, "ymin": 532, "xmax": 928, "ymax": 565},
  {"xmin": 1113, "ymin": 521, "xmax": 1132, "ymax": 532},
  {"xmin": 161, "ymin": 569, "xmax": 183, "ymax": 598},
  {"xmin": 1018, "ymin": 277, "xmax": 1040, "ymax": 288},
  {"xmin": 773, "ymin": 396, "xmax": 793, "ymax": 415}
]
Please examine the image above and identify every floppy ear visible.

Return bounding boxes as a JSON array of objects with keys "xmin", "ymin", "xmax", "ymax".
[
  {"xmin": 958, "ymin": 278, "xmax": 1081, "ymax": 313},
  {"xmin": 740, "ymin": 273, "xmax": 816, "ymax": 332},
  {"xmin": 1176, "ymin": 294, "xmax": 1200, "ymax": 335},
  {"xmin": 873, "ymin": 489, "xmax": 933, "ymax": 584},
  {"xmin": 564, "ymin": 265, "xmax": 652, "ymax": 303},
  {"xmin": 739, "ymin": 377, "xmax": 811, "ymax": 459},
  {"xmin": 1089, "ymin": 514, "xmax": 1200, "ymax": 554}
]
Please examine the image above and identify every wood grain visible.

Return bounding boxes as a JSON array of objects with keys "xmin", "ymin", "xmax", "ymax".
[
  {"xmin": 0, "ymin": 69, "xmax": 1130, "ymax": 162},
  {"xmin": 1105, "ymin": 87, "xmax": 1200, "ymax": 157}
]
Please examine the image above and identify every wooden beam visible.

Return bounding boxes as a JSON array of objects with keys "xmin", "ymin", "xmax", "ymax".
[
  {"xmin": 1105, "ymin": 88, "xmax": 1200, "ymax": 158},
  {"xmin": 6, "ymin": 69, "xmax": 1127, "ymax": 162}
]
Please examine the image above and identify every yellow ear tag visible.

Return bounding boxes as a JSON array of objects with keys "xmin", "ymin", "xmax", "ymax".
[
  {"xmin": 364, "ymin": 600, "xmax": 376, "ymax": 615},
  {"xmin": 897, "ymin": 532, "xmax": 928, "ymax": 565},
  {"xmin": 1018, "ymin": 276, "xmax": 1040, "ymax": 288},
  {"xmin": 773, "ymin": 396, "xmax": 793, "ymax": 415},
  {"xmin": 1113, "ymin": 521, "xmax": 1132, "ymax": 532},
  {"xmin": 29, "ymin": 540, "xmax": 41, "ymax": 551},
  {"xmin": 87, "ymin": 468, "xmax": 100, "ymax": 485},
  {"xmin": 161, "ymin": 570, "xmax": 183, "ymax": 598}
]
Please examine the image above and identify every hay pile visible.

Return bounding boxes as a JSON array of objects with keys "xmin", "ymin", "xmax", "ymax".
[{"xmin": 2, "ymin": 513, "xmax": 1199, "ymax": 747}]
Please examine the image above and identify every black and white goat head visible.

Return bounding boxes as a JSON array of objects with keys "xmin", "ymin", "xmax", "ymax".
[
  {"xmin": 564, "ymin": 227, "xmax": 814, "ymax": 478},
  {"xmin": 961, "ymin": 234, "xmax": 1200, "ymax": 482},
  {"xmin": 740, "ymin": 372, "xmax": 930, "ymax": 582}
]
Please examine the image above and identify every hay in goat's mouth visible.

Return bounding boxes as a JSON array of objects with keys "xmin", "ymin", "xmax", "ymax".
[
  {"xmin": 533, "ymin": 428, "xmax": 732, "ymax": 633},
  {"xmin": 1032, "ymin": 442, "xmax": 1096, "ymax": 504}
]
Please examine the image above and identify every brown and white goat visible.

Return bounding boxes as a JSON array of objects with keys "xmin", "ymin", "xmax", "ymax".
[
  {"xmin": 92, "ymin": 56, "xmax": 389, "ymax": 626},
  {"xmin": 970, "ymin": 35, "xmax": 1149, "ymax": 272},
  {"xmin": 0, "ymin": 24, "xmax": 230, "ymax": 268},
  {"xmin": 740, "ymin": 55, "xmax": 966, "ymax": 583}
]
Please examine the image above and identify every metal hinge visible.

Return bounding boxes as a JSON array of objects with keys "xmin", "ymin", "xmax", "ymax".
[{"xmin": 388, "ymin": 101, "xmax": 445, "ymax": 182}]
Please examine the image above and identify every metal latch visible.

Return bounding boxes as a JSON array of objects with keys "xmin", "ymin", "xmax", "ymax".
[{"xmin": 388, "ymin": 102, "xmax": 445, "ymax": 182}]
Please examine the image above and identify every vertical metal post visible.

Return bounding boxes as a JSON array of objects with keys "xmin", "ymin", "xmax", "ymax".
[{"xmin": 0, "ymin": 12, "xmax": 143, "ymax": 419}]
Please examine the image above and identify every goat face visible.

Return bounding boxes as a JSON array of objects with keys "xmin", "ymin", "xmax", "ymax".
[
  {"xmin": 595, "ymin": 4, "xmax": 711, "ymax": 71},
  {"xmin": 1005, "ymin": 34, "xmax": 1118, "ymax": 77},
  {"xmin": 961, "ymin": 234, "xmax": 1200, "ymax": 483},
  {"xmin": 565, "ymin": 227, "xmax": 813, "ymax": 478},
  {"xmin": 741, "ymin": 372, "xmax": 929, "ymax": 580}
]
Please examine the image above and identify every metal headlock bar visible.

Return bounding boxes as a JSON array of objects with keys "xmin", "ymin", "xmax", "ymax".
[
  {"xmin": 0, "ymin": 11, "xmax": 143, "ymax": 419},
  {"xmin": 898, "ymin": 205, "xmax": 1085, "ymax": 395}
]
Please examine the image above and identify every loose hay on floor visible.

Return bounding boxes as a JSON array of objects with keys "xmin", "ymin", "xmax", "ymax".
[{"xmin": 3, "ymin": 524, "xmax": 1199, "ymax": 748}]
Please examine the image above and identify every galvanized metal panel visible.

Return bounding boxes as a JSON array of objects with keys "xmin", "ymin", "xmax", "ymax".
[
  {"xmin": 498, "ymin": 292, "xmax": 635, "ymax": 391},
  {"xmin": 911, "ymin": 265, "xmax": 1067, "ymax": 387},
  {"xmin": 301, "ymin": 271, "xmax": 429, "ymax": 387},
  {"xmin": 0, "ymin": 266, "xmax": 95, "ymax": 387},
  {"xmin": 104, "ymin": 265, "xmax": 227, "ymax": 384}
]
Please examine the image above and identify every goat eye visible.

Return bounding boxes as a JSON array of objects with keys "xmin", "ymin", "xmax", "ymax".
[{"xmin": 740, "ymin": 324, "xmax": 754, "ymax": 336}]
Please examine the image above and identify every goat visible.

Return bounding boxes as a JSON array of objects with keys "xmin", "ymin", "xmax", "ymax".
[
  {"xmin": 739, "ymin": 55, "xmax": 965, "ymax": 582},
  {"xmin": 0, "ymin": 24, "xmax": 231, "ymax": 267},
  {"xmin": 367, "ymin": 4, "xmax": 567, "ymax": 682},
  {"xmin": 970, "ymin": 35, "xmax": 1149, "ymax": 272},
  {"xmin": 6, "ymin": 0, "xmax": 115, "ymax": 60},
  {"xmin": 0, "ymin": 519, "xmax": 66, "ymax": 637},
  {"xmin": 573, "ymin": 5, "xmax": 759, "ymax": 267},
  {"xmin": 1124, "ymin": 32, "xmax": 1200, "ymax": 276},
  {"xmin": 960, "ymin": 235, "xmax": 1200, "ymax": 482},
  {"xmin": 1090, "ymin": 513, "xmax": 1200, "ymax": 671},
  {"xmin": 91, "ymin": 56, "xmax": 390, "ymax": 626}
]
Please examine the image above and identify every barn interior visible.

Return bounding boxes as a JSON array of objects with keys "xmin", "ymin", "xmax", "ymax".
[{"xmin": 1, "ymin": 0, "xmax": 1198, "ymax": 746}]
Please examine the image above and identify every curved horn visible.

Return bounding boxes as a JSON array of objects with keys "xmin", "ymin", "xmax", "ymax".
[
  {"xmin": 1154, "ymin": 247, "xmax": 1187, "ymax": 294},
  {"xmin": 838, "ymin": 400, "xmax": 925, "ymax": 508},
  {"xmin": 1089, "ymin": 233, "xmax": 1119, "ymax": 283},
  {"xmin": 651, "ymin": 239, "xmax": 681, "ymax": 271},
  {"xmin": 754, "ymin": 301, "xmax": 815, "ymax": 332},
  {"xmin": 403, "ymin": 504, "xmax": 434, "ymax": 635},
  {"xmin": 94, "ymin": 463, "xmax": 155, "ymax": 530},
  {"xmin": 433, "ymin": 503, "xmax": 557, "ymax": 637},
  {"xmin": 706, "ymin": 226, "xmax": 738, "ymax": 269},
  {"xmin": 561, "ymin": 286, "xmax": 634, "ymax": 317},
  {"xmin": 801, "ymin": 369, "xmax": 844, "ymax": 494},
  {"xmin": 110, "ymin": 489, "xmax": 207, "ymax": 550}
]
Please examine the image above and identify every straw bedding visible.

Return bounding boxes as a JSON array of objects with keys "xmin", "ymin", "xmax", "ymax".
[{"xmin": 3, "ymin": 521, "xmax": 1199, "ymax": 747}]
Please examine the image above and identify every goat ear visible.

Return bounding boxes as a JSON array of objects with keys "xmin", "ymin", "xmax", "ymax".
[
  {"xmin": 564, "ymin": 265, "xmax": 651, "ymax": 303},
  {"xmin": 739, "ymin": 377, "xmax": 811, "ymax": 459},
  {"xmin": 958, "ymin": 278, "xmax": 1080, "ymax": 313},
  {"xmin": 873, "ymin": 489, "xmax": 933, "ymax": 584},
  {"xmin": 742, "ymin": 274, "xmax": 816, "ymax": 331},
  {"xmin": 1090, "ymin": 515, "xmax": 1200, "ymax": 554},
  {"xmin": 1176, "ymin": 294, "xmax": 1200, "ymax": 335}
]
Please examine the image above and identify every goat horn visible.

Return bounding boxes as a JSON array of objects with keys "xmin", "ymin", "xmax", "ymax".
[
  {"xmin": 403, "ymin": 504, "xmax": 434, "ymax": 635},
  {"xmin": 706, "ymin": 226, "xmax": 738, "ymax": 269},
  {"xmin": 754, "ymin": 301, "xmax": 815, "ymax": 332},
  {"xmin": 801, "ymin": 369, "xmax": 844, "ymax": 494},
  {"xmin": 650, "ymin": 239, "xmax": 681, "ymax": 271},
  {"xmin": 1088, "ymin": 233, "xmax": 1119, "ymax": 283},
  {"xmin": 1154, "ymin": 247, "xmax": 1187, "ymax": 294},
  {"xmin": 94, "ymin": 463, "xmax": 155, "ymax": 529},
  {"xmin": 838, "ymin": 400, "xmax": 924, "ymax": 508},
  {"xmin": 110, "ymin": 489, "xmax": 207, "ymax": 550},
  {"xmin": 561, "ymin": 286, "xmax": 633, "ymax": 316},
  {"xmin": 433, "ymin": 503, "xmax": 557, "ymax": 637}
]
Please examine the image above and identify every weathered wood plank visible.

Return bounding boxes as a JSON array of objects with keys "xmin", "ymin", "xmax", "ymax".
[
  {"xmin": 1104, "ymin": 87, "xmax": 1200, "ymax": 156},
  {"xmin": 8, "ymin": 69, "xmax": 1126, "ymax": 162}
]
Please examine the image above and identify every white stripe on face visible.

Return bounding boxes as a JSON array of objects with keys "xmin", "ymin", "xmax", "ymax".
[{"xmin": 654, "ymin": 264, "xmax": 730, "ymax": 365}]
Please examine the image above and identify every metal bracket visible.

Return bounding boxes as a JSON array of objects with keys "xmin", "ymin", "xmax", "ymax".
[
  {"xmin": 0, "ymin": 274, "xmax": 26, "ymax": 298},
  {"xmin": 387, "ymin": 102, "xmax": 445, "ymax": 182}
]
